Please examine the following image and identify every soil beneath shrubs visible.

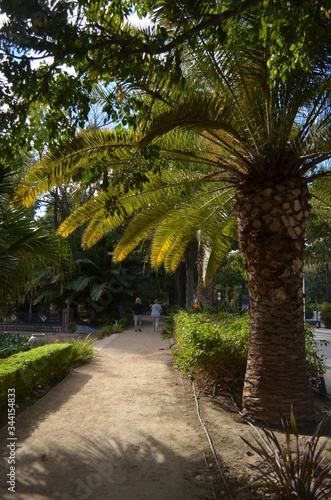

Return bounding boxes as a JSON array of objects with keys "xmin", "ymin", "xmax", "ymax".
[{"xmin": 0, "ymin": 318, "xmax": 331, "ymax": 500}]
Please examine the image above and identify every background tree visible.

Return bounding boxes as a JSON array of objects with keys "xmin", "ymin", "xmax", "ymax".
[
  {"xmin": 306, "ymin": 206, "xmax": 331, "ymax": 304},
  {"xmin": 5, "ymin": 1, "xmax": 331, "ymax": 425},
  {"xmin": 214, "ymin": 251, "xmax": 247, "ymax": 310},
  {"xmin": 0, "ymin": 165, "xmax": 65, "ymax": 309}
]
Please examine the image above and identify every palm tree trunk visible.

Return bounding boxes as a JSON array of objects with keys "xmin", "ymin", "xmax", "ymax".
[
  {"xmin": 326, "ymin": 262, "xmax": 330, "ymax": 303},
  {"xmin": 197, "ymin": 244, "xmax": 214, "ymax": 307},
  {"xmin": 235, "ymin": 176, "xmax": 314, "ymax": 426},
  {"xmin": 185, "ymin": 243, "xmax": 197, "ymax": 307}
]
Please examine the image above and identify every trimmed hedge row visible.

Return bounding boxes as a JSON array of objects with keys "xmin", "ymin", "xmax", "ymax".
[
  {"xmin": 0, "ymin": 343, "xmax": 73, "ymax": 407},
  {"xmin": 173, "ymin": 311, "xmax": 326, "ymax": 391},
  {"xmin": 173, "ymin": 311, "xmax": 249, "ymax": 385}
]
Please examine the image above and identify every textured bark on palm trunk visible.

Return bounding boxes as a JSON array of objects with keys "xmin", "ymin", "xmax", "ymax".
[
  {"xmin": 235, "ymin": 176, "xmax": 314, "ymax": 426},
  {"xmin": 197, "ymin": 245, "xmax": 214, "ymax": 307}
]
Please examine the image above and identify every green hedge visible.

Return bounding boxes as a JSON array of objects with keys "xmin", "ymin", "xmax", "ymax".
[
  {"xmin": 173, "ymin": 311, "xmax": 249, "ymax": 385},
  {"xmin": 0, "ymin": 343, "xmax": 73, "ymax": 407},
  {"xmin": 173, "ymin": 311, "xmax": 326, "ymax": 391}
]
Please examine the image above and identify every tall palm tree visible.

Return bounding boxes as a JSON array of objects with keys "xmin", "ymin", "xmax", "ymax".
[
  {"xmin": 15, "ymin": 9, "xmax": 331, "ymax": 425},
  {"xmin": 0, "ymin": 166, "xmax": 63, "ymax": 304},
  {"xmin": 136, "ymin": 14, "xmax": 331, "ymax": 425}
]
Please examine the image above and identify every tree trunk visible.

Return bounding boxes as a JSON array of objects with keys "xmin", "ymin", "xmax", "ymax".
[
  {"xmin": 235, "ymin": 176, "xmax": 314, "ymax": 426},
  {"xmin": 185, "ymin": 243, "xmax": 197, "ymax": 307},
  {"xmin": 326, "ymin": 262, "xmax": 330, "ymax": 303},
  {"xmin": 197, "ymin": 245, "xmax": 214, "ymax": 307},
  {"xmin": 172, "ymin": 263, "xmax": 186, "ymax": 308}
]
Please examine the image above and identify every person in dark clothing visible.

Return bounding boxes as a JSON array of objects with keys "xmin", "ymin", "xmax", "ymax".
[{"xmin": 132, "ymin": 297, "xmax": 143, "ymax": 332}]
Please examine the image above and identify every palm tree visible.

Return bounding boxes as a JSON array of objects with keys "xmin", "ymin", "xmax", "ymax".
[
  {"xmin": 15, "ymin": 9, "xmax": 331, "ymax": 425},
  {"xmin": 135, "ymin": 14, "xmax": 331, "ymax": 425},
  {"xmin": 16, "ymin": 138, "xmax": 237, "ymax": 305},
  {"xmin": 0, "ymin": 166, "xmax": 62, "ymax": 305}
]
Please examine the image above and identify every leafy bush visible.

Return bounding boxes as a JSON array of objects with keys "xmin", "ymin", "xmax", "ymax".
[
  {"xmin": 118, "ymin": 317, "xmax": 130, "ymax": 329},
  {"xmin": 305, "ymin": 323, "xmax": 327, "ymax": 394},
  {"xmin": 173, "ymin": 311, "xmax": 249, "ymax": 385},
  {"xmin": 69, "ymin": 335, "xmax": 96, "ymax": 364},
  {"xmin": 173, "ymin": 312, "xmax": 326, "ymax": 391},
  {"xmin": 320, "ymin": 303, "xmax": 331, "ymax": 328},
  {"xmin": 0, "ymin": 332, "xmax": 30, "ymax": 358},
  {"xmin": 160, "ymin": 314, "xmax": 176, "ymax": 339},
  {"xmin": 96, "ymin": 318, "xmax": 129, "ymax": 339},
  {"xmin": 242, "ymin": 408, "xmax": 331, "ymax": 499},
  {"xmin": 97, "ymin": 325, "xmax": 114, "ymax": 339},
  {"xmin": 68, "ymin": 321, "xmax": 77, "ymax": 333},
  {"xmin": 0, "ymin": 343, "xmax": 73, "ymax": 407},
  {"xmin": 0, "ymin": 336, "xmax": 97, "ymax": 408},
  {"xmin": 305, "ymin": 302, "xmax": 314, "ymax": 320}
]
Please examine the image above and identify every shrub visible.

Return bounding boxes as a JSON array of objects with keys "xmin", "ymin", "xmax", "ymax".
[
  {"xmin": 68, "ymin": 321, "xmax": 77, "ymax": 333},
  {"xmin": 69, "ymin": 335, "xmax": 96, "ymax": 365},
  {"xmin": 305, "ymin": 322, "xmax": 327, "ymax": 394},
  {"xmin": 97, "ymin": 325, "xmax": 114, "ymax": 339},
  {"xmin": 320, "ymin": 303, "xmax": 331, "ymax": 328},
  {"xmin": 173, "ymin": 311, "xmax": 249, "ymax": 386},
  {"xmin": 118, "ymin": 317, "xmax": 130, "ymax": 329},
  {"xmin": 0, "ymin": 332, "xmax": 30, "ymax": 359},
  {"xmin": 242, "ymin": 408, "xmax": 331, "ymax": 499},
  {"xmin": 173, "ymin": 312, "xmax": 326, "ymax": 391},
  {"xmin": 305, "ymin": 302, "xmax": 314, "ymax": 320},
  {"xmin": 0, "ymin": 343, "xmax": 73, "ymax": 407}
]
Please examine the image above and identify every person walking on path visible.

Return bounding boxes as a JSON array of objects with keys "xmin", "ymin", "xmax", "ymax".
[
  {"xmin": 132, "ymin": 297, "xmax": 143, "ymax": 332},
  {"xmin": 151, "ymin": 299, "xmax": 163, "ymax": 332}
]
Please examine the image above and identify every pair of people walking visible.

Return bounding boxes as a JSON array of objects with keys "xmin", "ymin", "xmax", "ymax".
[{"xmin": 132, "ymin": 298, "xmax": 163, "ymax": 332}]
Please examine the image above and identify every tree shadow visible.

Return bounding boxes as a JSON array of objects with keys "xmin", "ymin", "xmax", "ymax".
[{"xmin": 0, "ymin": 434, "xmax": 219, "ymax": 500}]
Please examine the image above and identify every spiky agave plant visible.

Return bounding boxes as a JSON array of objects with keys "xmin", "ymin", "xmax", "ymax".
[{"xmin": 241, "ymin": 408, "xmax": 331, "ymax": 499}]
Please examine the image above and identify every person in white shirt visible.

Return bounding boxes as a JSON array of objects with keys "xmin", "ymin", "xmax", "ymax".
[{"xmin": 151, "ymin": 299, "xmax": 163, "ymax": 332}]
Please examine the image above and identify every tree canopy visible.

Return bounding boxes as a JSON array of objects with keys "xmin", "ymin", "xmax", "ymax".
[{"xmin": 1, "ymin": 0, "xmax": 330, "ymax": 162}]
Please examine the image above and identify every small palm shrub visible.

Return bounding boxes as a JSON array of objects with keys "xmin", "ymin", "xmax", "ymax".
[
  {"xmin": 320, "ymin": 303, "xmax": 331, "ymax": 328},
  {"xmin": 241, "ymin": 408, "xmax": 331, "ymax": 499}
]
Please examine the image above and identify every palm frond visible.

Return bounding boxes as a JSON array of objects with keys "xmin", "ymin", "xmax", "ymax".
[{"xmin": 15, "ymin": 128, "xmax": 140, "ymax": 208}]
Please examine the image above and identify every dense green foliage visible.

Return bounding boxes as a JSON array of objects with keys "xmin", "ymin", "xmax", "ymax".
[
  {"xmin": 0, "ymin": 332, "xmax": 29, "ymax": 359},
  {"xmin": 320, "ymin": 303, "xmax": 331, "ymax": 329},
  {"xmin": 173, "ymin": 312, "xmax": 326, "ymax": 391},
  {"xmin": 0, "ymin": 343, "xmax": 73, "ymax": 407},
  {"xmin": 0, "ymin": 337, "xmax": 96, "ymax": 407},
  {"xmin": 1, "ymin": 0, "xmax": 329, "ymax": 156},
  {"xmin": 68, "ymin": 335, "xmax": 96, "ymax": 364},
  {"xmin": 96, "ymin": 318, "xmax": 129, "ymax": 339},
  {"xmin": 173, "ymin": 311, "xmax": 249, "ymax": 386}
]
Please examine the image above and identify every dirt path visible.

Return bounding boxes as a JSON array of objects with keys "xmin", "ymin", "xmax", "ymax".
[
  {"xmin": 2, "ymin": 317, "xmax": 331, "ymax": 500},
  {"xmin": 0, "ymin": 317, "xmax": 216, "ymax": 500}
]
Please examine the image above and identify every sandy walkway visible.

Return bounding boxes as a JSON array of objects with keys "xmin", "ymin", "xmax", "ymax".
[{"xmin": 0, "ymin": 317, "xmax": 215, "ymax": 499}]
